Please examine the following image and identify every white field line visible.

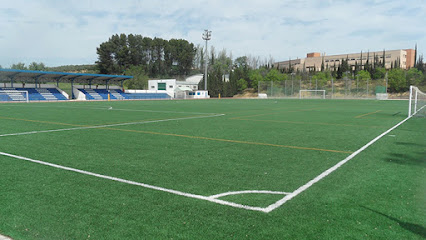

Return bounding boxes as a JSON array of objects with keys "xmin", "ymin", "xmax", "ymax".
[
  {"xmin": 263, "ymin": 113, "xmax": 415, "ymax": 213},
  {"xmin": 0, "ymin": 114, "xmax": 224, "ymax": 138},
  {"xmin": 0, "ymin": 104, "xmax": 220, "ymax": 115},
  {"xmin": 0, "ymin": 151, "xmax": 269, "ymax": 212},
  {"xmin": 2, "ymin": 107, "xmax": 421, "ymax": 213},
  {"xmin": 209, "ymin": 190, "xmax": 290, "ymax": 199}
]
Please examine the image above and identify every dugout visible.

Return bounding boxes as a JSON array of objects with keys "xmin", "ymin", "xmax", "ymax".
[{"xmin": 0, "ymin": 68, "xmax": 132, "ymax": 99}]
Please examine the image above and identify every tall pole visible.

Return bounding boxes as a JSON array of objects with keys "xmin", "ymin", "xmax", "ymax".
[{"xmin": 202, "ymin": 30, "xmax": 211, "ymax": 91}]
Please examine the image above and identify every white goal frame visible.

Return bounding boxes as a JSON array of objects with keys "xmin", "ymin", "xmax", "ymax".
[
  {"xmin": 299, "ymin": 90, "xmax": 326, "ymax": 99},
  {"xmin": 408, "ymin": 85, "xmax": 425, "ymax": 117},
  {"xmin": 0, "ymin": 90, "xmax": 29, "ymax": 102}
]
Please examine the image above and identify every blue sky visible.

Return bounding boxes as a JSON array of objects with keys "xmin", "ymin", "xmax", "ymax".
[{"xmin": 0, "ymin": 0, "xmax": 424, "ymax": 67}]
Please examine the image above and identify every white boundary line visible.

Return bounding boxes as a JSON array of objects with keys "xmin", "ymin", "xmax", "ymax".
[
  {"xmin": 0, "ymin": 104, "xmax": 220, "ymax": 115},
  {"xmin": 263, "ymin": 112, "xmax": 417, "ymax": 213},
  {"xmin": 209, "ymin": 190, "xmax": 290, "ymax": 199},
  {"xmin": 0, "ymin": 114, "xmax": 224, "ymax": 138},
  {"xmin": 1, "ymin": 107, "xmax": 421, "ymax": 213},
  {"xmin": 0, "ymin": 151, "xmax": 272, "ymax": 212}
]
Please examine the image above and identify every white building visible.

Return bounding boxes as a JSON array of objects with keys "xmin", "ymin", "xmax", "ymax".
[
  {"xmin": 275, "ymin": 48, "xmax": 416, "ymax": 72},
  {"xmin": 148, "ymin": 78, "xmax": 209, "ymax": 99}
]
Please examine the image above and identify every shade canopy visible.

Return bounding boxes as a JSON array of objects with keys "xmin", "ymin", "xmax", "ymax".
[{"xmin": 0, "ymin": 68, "xmax": 132, "ymax": 84}]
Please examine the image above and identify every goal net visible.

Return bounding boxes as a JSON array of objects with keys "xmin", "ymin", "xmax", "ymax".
[
  {"xmin": 408, "ymin": 86, "xmax": 426, "ymax": 117},
  {"xmin": 299, "ymin": 90, "xmax": 326, "ymax": 99},
  {"xmin": 0, "ymin": 90, "xmax": 29, "ymax": 102}
]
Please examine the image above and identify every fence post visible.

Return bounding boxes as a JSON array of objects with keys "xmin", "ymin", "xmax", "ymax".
[
  {"xmin": 366, "ymin": 78, "xmax": 369, "ymax": 98},
  {"xmin": 285, "ymin": 80, "xmax": 287, "ymax": 97}
]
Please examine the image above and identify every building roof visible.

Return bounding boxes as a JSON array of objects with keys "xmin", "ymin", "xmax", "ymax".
[
  {"xmin": 175, "ymin": 87, "xmax": 193, "ymax": 91},
  {"xmin": 0, "ymin": 68, "xmax": 132, "ymax": 83},
  {"xmin": 185, "ymin": 74, "xmax": 203, "ymax": 84}
]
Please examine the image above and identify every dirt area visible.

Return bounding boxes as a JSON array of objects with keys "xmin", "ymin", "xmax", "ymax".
[{"xmin": 233, "ymin": 88, "xmax": 258, "ymax": 98}]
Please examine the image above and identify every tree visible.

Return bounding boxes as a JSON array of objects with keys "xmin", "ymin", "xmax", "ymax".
[
  {"xmin": 357, "ymin": 70, "xmax": 371, "ymax": 79},
  {"xmin": 406, "ymin": 68, "xmax": 423, "ymax": 87},
  {"xmin": 96, "ymin": 34, "xmax": 196, "ymax": 77},
  {"xmin": 265, "ymin": 69, "xmax": 285, "ymax": 82},
  {"xmin": 28, "ymin": 62, "xmax": 47, "ymax": 71},
  {"xmin": 237, "ymin": 78, "xmax": 248, "ymax": 91},
  {"xmin": 11, "ymin": 62, "xmax": 27, "ymax": 70},
  {"xmin": 248, "ymin": 68, "xmax": 265, "ymax": 90},
  {"xmin": 416, "ymin": 54, "xmax": 424, "ymax": 73},
  {"xmin": 123, "ymin": 65, "xmax": 149, "ymax": 89},
  {"xmin": 312, "ymin": 71, "xmax": 330, "ymax": 88},
  {"xmin": 414, "ymin": 43, "xmax": 417, "ymax": 67},
  {"xmin": 387, "ymin": 68, "xmax": 406, "ymax": 92},
  {"xmin": 372, "ymin": 67, "xmax": 386, "ymax": 80}
]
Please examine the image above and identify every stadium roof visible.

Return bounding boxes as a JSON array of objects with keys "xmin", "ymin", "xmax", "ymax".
[{"xmin": 0, "ymin": 68, "xmax": 132, "ymax": 83}]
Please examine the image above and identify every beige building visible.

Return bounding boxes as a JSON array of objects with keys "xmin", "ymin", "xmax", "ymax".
[{"xmin": 276, "ymin": 49, "xmax": 416, "ymax": 72}]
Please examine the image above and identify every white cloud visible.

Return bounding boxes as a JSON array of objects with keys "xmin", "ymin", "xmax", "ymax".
[{"xmin": 0, "ymin": 0, "xmax": 424, "ymax": 67}]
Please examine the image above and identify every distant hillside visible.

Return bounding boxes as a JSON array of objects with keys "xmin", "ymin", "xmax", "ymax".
[{"xmin": 47, "ymin": 64, "xmax": 99, "ymax": 74}]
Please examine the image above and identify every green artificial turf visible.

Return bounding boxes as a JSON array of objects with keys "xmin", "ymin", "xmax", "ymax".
[{"xmin": 0, "ymin": 99, "xmax": 424, "ymax": 239}]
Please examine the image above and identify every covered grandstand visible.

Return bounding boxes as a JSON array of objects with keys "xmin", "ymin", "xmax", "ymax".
[{"xmin": 0, "ymin": 69, "xmax": 171, "ymax": 101}]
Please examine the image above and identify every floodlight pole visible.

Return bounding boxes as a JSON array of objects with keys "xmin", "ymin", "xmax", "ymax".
[{"xmin": 202, "ymin": 30, "xmax": 211, "ymax": 91}]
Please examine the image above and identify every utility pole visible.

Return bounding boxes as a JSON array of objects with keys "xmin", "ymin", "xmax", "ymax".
[{"xmin": 202, "ymin": 30, "xmax": 211, "ymax": 91}]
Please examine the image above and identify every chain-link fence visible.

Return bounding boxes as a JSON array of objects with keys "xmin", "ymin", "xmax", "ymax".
[{"xmin": 258, "ymin": 78, "xmax": 388, "ymax": 99}]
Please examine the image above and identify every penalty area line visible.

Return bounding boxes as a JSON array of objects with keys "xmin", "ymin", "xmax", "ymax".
[{"xmin": 264, "ymin": 114, "xmax": 414, "ymax": 213}]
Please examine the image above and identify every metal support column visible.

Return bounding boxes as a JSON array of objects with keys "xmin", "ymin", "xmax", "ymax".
[{"xmin": 71, "ymin": 79, "xmax": 74, "ymax": 99}]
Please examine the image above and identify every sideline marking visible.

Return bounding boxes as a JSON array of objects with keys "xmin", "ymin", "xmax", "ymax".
[
  {"xmin": 0, "ymin": 116, "xmax": 84, "ymax": 127},
  {"xmin": 0, "ymin": 104, "xmax": 220, "ymax": 115},
  {"xmin": 232, "ymin": 118, "xmax": 382, "ymax": 128},
  {"xmin": 0, "ymin": 115, "xmax": 351, "ymax": 154},
  {"xmin": 209, "ymin": 190, "xmax": 290, "ymax": 199},
  {"xmin": 0, "ymin": 151, "xmax": 271, "ymax": 213},
  {"xmin": 0, "ymin": 114, "xmax": 225, "ymax": 137},
  {"xmin": 231, "ymin": 107, "xmax": 321, "ymax": 119},
  {"xmin": 355, "ymin": 110, "xmax": 382, "ymax": 118},
  {"xmin": 263, "ymin": 112, "xmax": 416, "ymax": 213},
  {"xmin": 101, "ymin": 127, "xmax": 352, "ymax": 154},
  {"xmin": 1, "ymin": 109, "xmax": 420, "ymax": 213}
]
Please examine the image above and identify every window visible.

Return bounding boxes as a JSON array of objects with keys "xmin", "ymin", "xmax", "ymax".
[
  {"xmin": 157, "ymin": 83, "xmax": 166, "ymax": 90},
  {"xmin": 169, "ymin": 85, "xmax": 173, "ymax": 88},
  {"xmin": 151, "ymin": 86, "xmax": 155, "ymax": 89}
]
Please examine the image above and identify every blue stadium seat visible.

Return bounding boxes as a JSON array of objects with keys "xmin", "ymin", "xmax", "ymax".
[
  {"xmin": 77, "ymin": 88, "xmax": 171, "ymax": 100},
  {"xmin": 0, "ymin": 88, "xmax": 68, "ymax": 101}
]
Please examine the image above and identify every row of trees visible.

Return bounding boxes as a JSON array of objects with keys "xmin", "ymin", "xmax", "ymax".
[
  {"xmin": 96, "ymin": 34, "xmax": 196, "ymax": 77},
  {"xmin": 8, "ymin": 62, "xmax": 47, "ymax": 71},
  {"xmin": 3, "ymin": 62, "xmax": 98, "ymax": 74}
]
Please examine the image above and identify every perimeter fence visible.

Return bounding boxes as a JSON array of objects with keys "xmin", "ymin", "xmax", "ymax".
[{"xmin": 258, "ymin": 78, "xmax": 389, "ymax": 99}]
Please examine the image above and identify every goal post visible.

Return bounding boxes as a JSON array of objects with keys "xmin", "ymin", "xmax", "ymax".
[
  {"xmin": 408, "ymin": 86, "xmax": 426, "ymax": 117},
  {"xmin": 0, "ymin": 90, "xmax": 29, "ymax": 102},
  {"xmin": 299, "ymin": 90, "xmax": 326, "ymax": 99}
]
